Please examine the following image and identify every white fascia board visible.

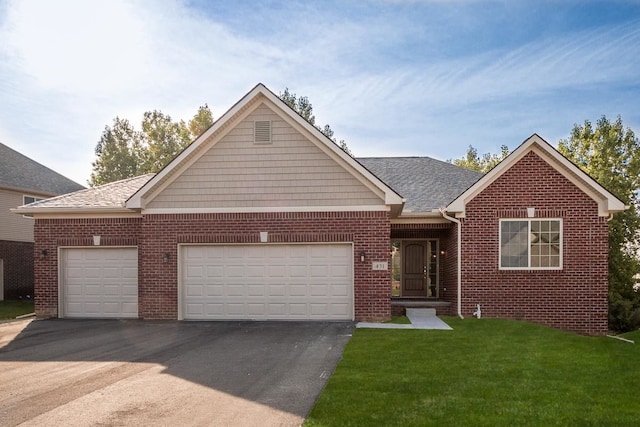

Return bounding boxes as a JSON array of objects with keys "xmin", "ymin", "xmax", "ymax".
[
  {"xmin": 142, "ymin": 205, "xmax": 390, "ymax": 215},
  {"xmin": 127, "ymin": 83, "xmax": 404, "ymax": 215},
  {"xmin": 11, "ymin": 207, "xmax": 141, "ymax": 218},
  {"xmin": 126, "ymin": 84, "xmax": 268, "ymax": 209},
  {"xmin": 0, "ymin": 184, "xmax": 58, "ymax": 197},
  {"xmin": 257, "ymin": 87, "xmax": 405, "ymax": 208},
  {"xmin": 392, "ymin": 215, "xmax": 451, "ymax": 225},
  {"xmin": 446, "ymin": 134, "xmax": 628, "ymax": 217}
]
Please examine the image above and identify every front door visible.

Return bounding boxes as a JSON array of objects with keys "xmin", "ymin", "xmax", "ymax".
[{"xmin": 402, "ymin": 241, "xmax": 438, "ymax": 297}]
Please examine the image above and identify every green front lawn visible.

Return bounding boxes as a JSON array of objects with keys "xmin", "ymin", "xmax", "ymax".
[
  {"xmin": 306, "ymin": 318, "xmax": 639, "ymax": 426},
  {"xmin": 0, "ymin": 300, "xmax": 35, "ymax": 320}
]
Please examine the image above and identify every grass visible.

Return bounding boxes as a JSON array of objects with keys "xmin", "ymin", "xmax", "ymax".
[
  {"xmin": 620, "ymin": 328, "xmax": 640, "ymax": 342},
  {"xmin": 0, "ymin": 300, "xmax": 35, "ymax": 320},
  {"xmin": 305, "ymin": 317, "xmax": 640, "ymax": 426},
  {"xmin": 384, "ymin": 316, "xmax": 412, "ymax": 324}
]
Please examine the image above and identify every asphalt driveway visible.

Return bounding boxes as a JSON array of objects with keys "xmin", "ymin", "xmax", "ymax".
[{"xmin": 0, "ymin": 318, "xmax": 354, "ymax": 426}]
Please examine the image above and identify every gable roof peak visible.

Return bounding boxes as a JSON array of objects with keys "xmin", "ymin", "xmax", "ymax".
[
  {"xmin": 446, "ymin": 133, "xmax": 627, "ymax": 217},
  {"xmin": 126, "ymin": 83, "xmax": 404, "ymax": 214}
]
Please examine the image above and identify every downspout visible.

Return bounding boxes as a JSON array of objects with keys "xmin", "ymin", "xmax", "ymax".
[{"xmin": 439, "ymin": 208, "xmax": 464, "ymax": 319}]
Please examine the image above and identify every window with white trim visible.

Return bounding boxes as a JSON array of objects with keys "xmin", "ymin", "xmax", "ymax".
[
  {"xmin": 499, "ymin": 219, "xmax": 562, "ymax": 269},
  {"xmin": 23, "ymin": 195, "xmax": 44, "ymax": 205}
]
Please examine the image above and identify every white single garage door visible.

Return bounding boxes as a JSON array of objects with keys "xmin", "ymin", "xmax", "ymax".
[
  {"xmin": 61, "ymin": 248, "xmax": 138, "ymax": 318},
  {"xmin": 181, "ymin": 244, "xmax": 353, "ymax": 320}
]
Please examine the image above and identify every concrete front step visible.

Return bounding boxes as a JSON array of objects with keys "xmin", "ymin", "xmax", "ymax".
[{"xmin": 406, "ymin": 308, "xmax": 436, "ymax": 318}]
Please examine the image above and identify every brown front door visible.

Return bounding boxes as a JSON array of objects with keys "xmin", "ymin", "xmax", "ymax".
[{"xmin": 402, "ymin": 241, "xmax": 438, "ymax": 297}]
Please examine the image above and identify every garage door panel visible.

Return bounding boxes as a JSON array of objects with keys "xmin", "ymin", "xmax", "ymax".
[
  {"xmin": 267, "ymin": 303, "xmax": 286, "ymax": 316},
  {"xmin": 246, "ymin": 266, "xmax": 265, "ymax": 277},
  {"xmin": 289, "ymin": 265, "xmax": 307, "ymax": 277},
  {"xmin": 227, "ymin": 266, "xmax": 245, "ymax": 277},
  {"xmin": 289, "ymin": 284, "xmax": 307, "ymax": 297},
  {"xmin": 267, "ymin": 265, "xmax": 286, "ymax": 277},
  {"xmin": 187, "ymin": 285, "xmax": 203, "ymax": 297},
  {"xmin": 331, "ymin": 303, "xmax": 350, "ymax": 316},
  {"xmin": 187, "ymin": 303, "xmax": 204, "ymax": 316},
  {"xmin": 268, "ymin": 284, "xmax": 286, "ymax": 296},
  {"xmin": 247, "ymin": 303, "xmax": 265, "ymax": 315},
  {"xmin": 288, "ymin": 304, "xmax": 307, "ymax": 316},
  {"xmin": 62, "ymin": 248, "xmax": 138, "ymax": 319},
  {"xmin": 103, "ymin": 284, "xmax": 122, "ymax": 296},
  {"xmin": 122, "ymin": 267, "xmax": 138, "ymax": 280},
  {"xmin": 310, "ymin": 284, "xmax": 328, "ymax": 296},
  {"xmin": 205, "ymin": 266, "xmax": 223, "ymax": 278},
  {"xmin": 205, "ymin": 303, "xmax": 223, "ymax": 316},
  {"xmin": 121, "ymin": 302, "xmax": 138, "ymax": 316},
  {"xmin": 182, "ymin": 244, "xmax": 353, "ymax": 320},
  {"xmin": 247, "ymin": 284, "xmax": 265, "ymax": 296},
  {"xmin": 331, "ymin": 284, "xmax": 349, "ymax": 296},
  {"xmin": 226, "ymin": 284, "xmax": 245, "ymax": 296},
  {"xmin": 121, "ymin": 285, "xmax": 138, "ymax": 297},
  {"xmin": 205, "ymin": 284, "xmax": 223, "ymax": 297}
]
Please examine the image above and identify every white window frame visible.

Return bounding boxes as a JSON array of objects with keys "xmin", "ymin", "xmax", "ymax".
[
  {"xmin": 499, "ymin": 218, "xmax": 563, "ymax": 271},
  {"xmin": 22, "ymin": 195, "xmax": 45, "ymax": 219},
  {"xmin": 23, "ymin": 195, "xmax": 44, "ymax": 205}
]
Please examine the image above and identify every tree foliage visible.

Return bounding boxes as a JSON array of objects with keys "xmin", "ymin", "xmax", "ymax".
[
  {"xmin": 279, "ymin": 88, "xmax": 353, "ymax": 156},
  {"xmin": 189, "ymin": 104, "xmax": 214, "ymax": 137},
  {"xmin": 558, "ymin": 115, "xmax": 640, "ymax": 331},
  {"xmin": 141, "ymin": 110, "xmax": 192, "ymax": 173},
  {"xmin": 89, "ymin": 105, "xmax": 214, "ymax": 186},
  {"xmin": 449, "ymin": 145, "xmax": 510, "ymax": 172},
  {"xmin": 90, "ymin": 118, "xmax": 144, "ymax": 186}
]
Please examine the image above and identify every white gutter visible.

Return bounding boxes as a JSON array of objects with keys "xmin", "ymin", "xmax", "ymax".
[{"xmin": 439, "ymin": 208, "xmax": 464, "ymax": 319}]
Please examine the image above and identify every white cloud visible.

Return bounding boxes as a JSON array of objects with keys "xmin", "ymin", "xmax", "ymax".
[{"xmin": 0, "ymin": 0, "xmax": 638, "ymax": 184}]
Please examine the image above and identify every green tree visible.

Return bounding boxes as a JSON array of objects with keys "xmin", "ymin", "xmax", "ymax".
[
  {"xmin": 90, "ymin": 105, "xmax": 214, "ymax": 186},
  {"xmin": 89, "ymin": 117, "xmax": 144, "ymax": 186},
  {"xmin": 449, "ymin": 145, "xmax": 510, "ymax": 172},
  {"xmin": 188, "ymin": 104, "xmax": 214, "ymax": 137},
  {"xmin": 141, "ymin": 110, "xmax": 192, "ymax": 173},
  {"xmin": 279, "ymin": 88, "xmax": 353, "ymax": 156},
  {"xmin": 558, "ymin": 115, "xmax": 640, "ymax": 331}
]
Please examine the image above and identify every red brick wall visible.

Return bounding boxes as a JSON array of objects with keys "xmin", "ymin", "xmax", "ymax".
[
  {"xmin": 34, "ymin": 211, "xmax": 391, "ymax": 321},
  {"xmin": 33, "ymin": 218, "xmax": 142, "ymax": 317},
  {"xmin": 0, "ymin": 240, "xmax": 34, "ymax": 300},
  {"xmin": 461, "ymin": 151, "xmax": 609, "ymax": 335},
  {"xmin": 141, "ymin": 211, "xmax": 391, "ymax": 321}
]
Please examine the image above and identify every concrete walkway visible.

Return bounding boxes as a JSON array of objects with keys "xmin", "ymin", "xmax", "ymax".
[{"xmin": 357, "ymin": 308, "xmax": 452, "ymax": 330}]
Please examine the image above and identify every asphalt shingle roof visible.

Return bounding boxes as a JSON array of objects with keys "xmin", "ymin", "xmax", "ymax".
[
  {"xmin": 24, "ymin": 174, "xmax": 154, "ymax": 209},
  {"xmin": 21, "ymin": 158, "xmax": 482, "ymax": 214},
  {"xmin": 357, "ymin": 157, "xmax": 484, "ymax": 212},
  {"xmin": 0, "ymin": 142, "xmax": 85, "ymax": 195}
]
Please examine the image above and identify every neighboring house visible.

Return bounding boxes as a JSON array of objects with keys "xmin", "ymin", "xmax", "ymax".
[
  {"xmin": 15, "ymin": 84, "xmax": 626, "ymax": 335},
  {"xmin": 0, "ymin": 142, "xmax": 84, "ymax": 300}
]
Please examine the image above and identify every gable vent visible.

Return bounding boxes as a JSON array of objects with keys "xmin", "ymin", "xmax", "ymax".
[{"xmin": 254, "ymin": 120, "xmax": 272, "ymax": 143}]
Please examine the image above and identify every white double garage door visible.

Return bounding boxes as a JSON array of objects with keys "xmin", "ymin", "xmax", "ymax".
[{"xmin": 60, "ymin": 244, "xmax": 353, "ymax": 320}]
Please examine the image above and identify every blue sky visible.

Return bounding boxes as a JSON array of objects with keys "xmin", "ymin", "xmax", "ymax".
[{"xmin": 1, "ymin": 0, "xmax": 639, "ymax": 185}]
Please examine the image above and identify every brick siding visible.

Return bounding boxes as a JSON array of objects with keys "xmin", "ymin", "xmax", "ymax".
[
  {"xmin": 461, "ymin": 151, "xmax": 609, "ymax": 335},
  {"xmin": 0, "ymin": 240, "xmax": 34, "ymax": 300},
  {"xmin": 34, "ymin": 211, "xmax": 391, "ymax": 321},
  {"xmin": 33, "ymin": 217, "xmax": 142, "ymax": 317}
]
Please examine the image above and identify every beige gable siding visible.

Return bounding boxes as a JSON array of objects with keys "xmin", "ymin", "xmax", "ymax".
[
  {"xmin": 147, "ymin": 103, "xmax": 384, "ymax": 209},
  {"xmin": 0, "ymin": 188, "xmax": 35, "ymax": 242}
]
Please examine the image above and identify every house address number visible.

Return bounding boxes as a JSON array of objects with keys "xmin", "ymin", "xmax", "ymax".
[{"xmin": 372, "ymin": 261, "xmax": 388, "ymax": 271}]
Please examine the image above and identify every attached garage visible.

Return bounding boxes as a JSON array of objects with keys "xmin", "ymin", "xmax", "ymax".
[
  {"xmin": 180, "ymin": 244, "xmax": 353, "ymax": 320},
  {"xmin": 60, "ymin": 247, "xmax": 138, "ymax": 318}
]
